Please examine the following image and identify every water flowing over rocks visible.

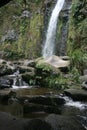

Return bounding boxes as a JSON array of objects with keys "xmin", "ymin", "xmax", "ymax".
[
  {"xmin": 43, "ymin": 0, "xmax": 65, "ymax": 58},
  {"xmin": 64, "ymin": 89, "xmax": 87, "ymax": 101},
  {"xmin": 0, "ymin": 58, "xmax": 87, "ymax": 130}
]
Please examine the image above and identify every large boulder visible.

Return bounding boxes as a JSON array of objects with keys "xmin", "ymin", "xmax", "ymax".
[
  {"xmin": 17, "ymin": 95, "xmax": 65, "ymax": 106},
  {"xmin": 24, "ymin": 102, "xmax": 61, "ymax": 114},
  {"xmin": 0, "ymin": 77, "xmax": 13, "ymax": 89},
  {"xmin": 45, "ymin": 114, "xmax": 85, "ymax": 130},
  {"xmin": 0, "ymin": 112, "xmax": 85, "ymax": 130},
  {"xmin": 18, "ymin": 66, "xmax": 35, "ymax": 74},
  {"xmin": 22, "ymin": 72, "xmax": 35, "ymax": 84},
  {"xmin": 64, "ymin": 89, "xmax": 87, "ymax": 101},
  {"xmin": 0, "ymin": 60, "xmax": 15, "ymax": 76},
  {"xmin": 36, "ymin": 55, "xmax": 70, "ymax": 74},
  {"xmin": 36, "ymin": 55, "xmax": 70, "ymax": 69},
  {"xmin": 0, "ymin": 112, "xmax": 52, "ymax": 130}
]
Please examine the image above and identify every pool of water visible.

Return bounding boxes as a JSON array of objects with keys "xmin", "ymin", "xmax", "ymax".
[{"xmin": 0, "ymin": 87, "xmax": 87, "ymax": 123}]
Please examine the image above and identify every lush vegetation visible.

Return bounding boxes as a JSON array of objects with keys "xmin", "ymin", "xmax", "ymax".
[
  {"xmin": 68, "ymin": 0, "xmax": 87, "ymax": 74},
  {"xmin": 0, "ymin": 0, "xmax": 44, "ymax": 60},
  {"xmin": 0, "ymin": 0, "xmax": 86, "ymax": 89}
]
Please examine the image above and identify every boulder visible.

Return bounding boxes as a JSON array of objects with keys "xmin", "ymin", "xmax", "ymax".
[
  {"xmin": 0, "ymin": 112, "xmax": 85, "ymax": 130},
  {"xmin": 18, "ymin": 66, "xmax": 35, "ymax": 74},
  {"xmin": 0, "ymin": 77, "xmax": 13, "ymax": 89},
  {"xmin": 22, "ymin": 72, "xmax": 35, "ymax": 84},
  {"xmin": 0, "ymin": 112, "xmax": 52, "ymax": 130},
  {"xmin": 37, "ymin": 55, "xmax": 70, "ymax": 69},
  {"xmin": 0, "ymin": 61, "xmax": 14, "ymax": 76},
  {"xmin": 17, "ymin": 95, "xmax": 65, "ymax": 106},
  {"xmin": 36, "ymin": 55, "xmax": 70, "ymax": 74},
  {"xmin": 24, "ymin": 119, "xmax": 52, "ymax": 130},
  {"xmin": 45, "ymin": 114, "xmax": 85, "ymax": 130},
  {"xmin": 24, "ymin": 102, "xmax": 61, "ymax": 114},
  {"xmin": 81, "ymin": 81, "xmax": 87, "ymax": 90},
  {"xmin": 79, "ymin": 75, "xmax": 87, "ymax": 82},
  {"xmin": 64, "ymin": 89, "xmax": 87, "ymax": 101}
]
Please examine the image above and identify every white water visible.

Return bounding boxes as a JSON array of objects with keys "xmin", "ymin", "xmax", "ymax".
[
  {"xmin": 42, "ymin": 0, "xmax": 65, "ymax": 58},
  {"xmin": 12, "ymin": 70, "xmax": 29, "ymax": 89},
  {"xmin": 64, "ymin": 96, "xmax": 87, "ymax": 110}
]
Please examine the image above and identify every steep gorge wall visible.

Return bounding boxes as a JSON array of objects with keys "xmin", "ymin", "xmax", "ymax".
[
  {"xmin": 0, "ymin": 0, "xmax": 45, "ymax": 59},
  {"xmin": 0, "ymin": 0, "xmax": 72, "ymax": 60}
]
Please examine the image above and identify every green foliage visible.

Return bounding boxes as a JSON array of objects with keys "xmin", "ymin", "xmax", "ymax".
[
  {"xmin": 0, "ymin": 0, "xmax": 44, "ymax": 60},
  {"xmin": 72, "ymin": 0, "xmax": 87, "ymax": 24},
  {"xmin": 36, "ymin": 62, "xmax": 53, "ymax": 72},
  {"xmin": 68, "ymin": 0, "xmax": 87, "ymax": 73},
  {"xmin": 43, "ymin": 74, "xmax": 70, "ymax": 90},
  {"xmin": 71, "ymin": 67, "xmax": 80, "ymax": 83}
]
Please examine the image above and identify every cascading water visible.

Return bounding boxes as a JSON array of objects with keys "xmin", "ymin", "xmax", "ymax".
[
  {"xmin": 12, "ymin": 70, "xmax": 29, "ymax": 89},
  {"xmin": 42, "ymin": 0, "xmax": 65, "ymax": 58},
  {"xmin": 63, "ymin": 96, "xmax": 87, "ymax": 110}
]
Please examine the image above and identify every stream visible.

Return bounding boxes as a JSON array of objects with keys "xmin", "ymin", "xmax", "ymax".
[
  {"xmin": 0, "ymin": 86, "xmax": 87, "ymax": 129},
  {"xmin": 0, "ymin": 70, "xmax": 87, "ymax": 129}
]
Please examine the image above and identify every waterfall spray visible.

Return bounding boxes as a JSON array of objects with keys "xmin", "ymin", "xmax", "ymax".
[{"xmin": 42, "ymin": 0, "xmax": 65, "ymax": 58}]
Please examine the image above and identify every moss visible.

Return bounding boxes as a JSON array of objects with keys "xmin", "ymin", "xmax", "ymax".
[
  {"xmin": 0, "ymin": 0, "xmax": 44, "ymax": 60},
  {"xmin": 67, "ymin": 0, "xmax": 87, "ymax": 73}
]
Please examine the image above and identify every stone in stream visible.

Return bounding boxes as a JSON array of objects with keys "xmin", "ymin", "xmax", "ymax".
[
  {"xmin": 17, "ymin": 95, "xmax": 65, "ymax": 106},
  {"xmin": 45, "ymin": 114, "xmax": 86, "ymax": 130},
  {"xmin": 24, "ymin": 102, "xmax": 61, "ymax": 114},
  {"xmin": 0, "ymin": 112, "xmax": 52, "ymax": 130},
  {"xmin": 0, "ymin": 112, "xmax": 85, "ymax": 130},
  {"xmin": 0, "ymin": 77, "xmax": 13, "ymax": 89},
  {"xmin": 64, "ymin": 89, "xmax": 87, "ymax": 101},
  {"xmin": 81, "ymin": 81, "xmax": 87, "ymax": 90}
]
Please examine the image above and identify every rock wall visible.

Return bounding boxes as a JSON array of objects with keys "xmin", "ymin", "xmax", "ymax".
[
  {"xmin": 56, "ymin": 0, "xmax": 72, "ymax": 56},
  {"xmin": 0, "ymin": 0, "xmax": 72, "ymax": 60}
]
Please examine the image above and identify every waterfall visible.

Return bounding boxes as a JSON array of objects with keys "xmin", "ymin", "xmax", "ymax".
[
  {"xmin": 42, "ymin": 0, "xmax": 65, "ymax": 58},
  {"xmin": 12, "ymin": 70, "xmax": 28, "ymax": 89}
]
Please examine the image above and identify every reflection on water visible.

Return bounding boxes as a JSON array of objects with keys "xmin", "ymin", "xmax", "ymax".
[
  {"xmin": 0, "ymin": 87, "xmax": 87, "ymax": 121},
  {"xmin": 0, "ymin": 103, "xmax": 23, "ymax": 118},
  {"xmin": 24, "ymin": 112, "xmax": 49, "ymax": 119},
  {"xmin": 0, "ymin": 88, "xmax": 58, "ymax": 118},
  {"xmin": 12, "ymin": 87, "xmax": 60, "ymax": 97}
]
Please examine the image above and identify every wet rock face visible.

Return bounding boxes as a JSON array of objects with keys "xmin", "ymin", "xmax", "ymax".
[
  {"xmin": 0, "ymin": 64, "xmax": 13, "ymax": 76},
  {"xmin": 0, "ymin": 77, "xmax": 13, "ymax": 89},
  {"xmin": 1, "ymin": 30, "xmax": 18, "ymax": 43},
  {"xmin": 56, "ymin": 0, "xmax": 72, "ymax": 56}
]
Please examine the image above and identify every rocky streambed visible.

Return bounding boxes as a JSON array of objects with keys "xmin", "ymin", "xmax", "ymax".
[
  {"xmin": 0, "ymin": 57, "xmax": 87, "ymax": 130},
  {"xmin": 0, "ymin": 87, "xmax": 87, "ymax": 130}
]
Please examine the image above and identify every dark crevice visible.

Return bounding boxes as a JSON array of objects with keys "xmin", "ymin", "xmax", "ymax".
[{"xmin": 0, "ymin": 0, "xmax": 12, "ymax": 7}]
